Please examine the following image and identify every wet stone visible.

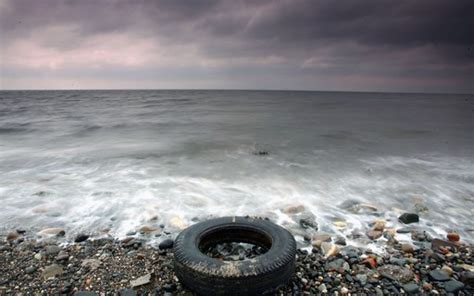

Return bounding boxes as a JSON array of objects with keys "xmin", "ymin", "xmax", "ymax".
[
  {"xmin": 402, "ymin": 283, "xmax": 419, "ymax": 294},
  {"xmin": 74, "ymin": 234, "xmax": 90, "ymax": 243},
  {"xmin": 42, "ymin": 264, "xmax": 63, "ymax": 280},
  {"xmin": 45, "ymin": 245, "xmax": 61, "ymax": 256},
  {"xmin": 444, "ymin": 279, "xmax": 464, "ymax": 293},
  {"xmin": 312, "ymin": 232, "xmax": 332, "ymax": 242},
  {"xmin": 158, "ymin": 239, "xmax": 174, "ymax": 250},
  {"xmin": 429, "ymin": 269, "xmax": 450, "ymax": 281},
  {"xmin": 25, "ymin": 266, "xmax": 36, "ymax": 274},
  {"xmin": 82, "ymin": 259, "xmax": 101, "ymax": 270},
  {"xmin": 299, "ymin": 212, "xmax": 318, "ymax": 230},
  {"xmin": 398, "ymin": 213, "xmax": 419, "ymax": 224},
  {"xmin": 356, "ymin": 274, "xmax": 367, "ymax": 285},
  {"xmin": 130, "ymin": 273, "xmax": 151, "ymax": 287},
  {"xmin": 397, "ymin": 227, "xmax": 415, "ymax": 234},
  {"xmin": 460, "ymin": 271, "xmax": 474, "ymax": 285},
  {"xmin": 377, "ymin": 265, "xmax": 414, "ymax": 284},
  {"xmin": 6, "ymin": 232, "xmax": 19, "ymax": 241},
  {"xmin": 118, "ymin": 289, "xmax": 137, "ymax": 296}
]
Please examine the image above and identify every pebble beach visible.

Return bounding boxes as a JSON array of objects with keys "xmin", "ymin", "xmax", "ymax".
[{"xmin": 1, "ymin": 211, "xmax": 473, "ymax": 295}]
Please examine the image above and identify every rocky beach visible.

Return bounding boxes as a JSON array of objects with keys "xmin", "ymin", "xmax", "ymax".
[{"xmin": 1, "ymin": 211, "xmax": 473, "ymax": 295}]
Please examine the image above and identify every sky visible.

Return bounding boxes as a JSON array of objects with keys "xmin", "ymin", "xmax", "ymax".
[{"xmin": 0, "ymin": 0, "xmax": 472, "ymax": 93}]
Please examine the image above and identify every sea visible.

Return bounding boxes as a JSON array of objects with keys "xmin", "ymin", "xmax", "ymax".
[{"xmin": 0, "ymin": 90, "xmax": 472, "ymax": 249}]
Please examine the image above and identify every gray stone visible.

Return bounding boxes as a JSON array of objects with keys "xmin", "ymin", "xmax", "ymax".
[
  {"xmin": 81, "ymin": 259, "xmax": 101, "ymax": 270},
  {"xmin": 377, "ymin": 265, "xmax": 414, "ymax": 284},
  {"xmin": 74, "ymin": 234, "xmax": 89, "ymax": 243},
  {"xmin": 130, "ymin": 273, "xmax": 151, "ymax": 287},
  {"xmin": 325, "ymin": 258, "xmax": 349, "ymax": 273},
  {"xmin": 118, "ymin": 289, "xmax": 137, "ymax": 296},
  {"xmin": 398, "ymin": 213, "xmax": 419, "ymax": 224},
  {"xmin": 356, "ymin": 274, "xmax": 367, "ymax": 285},
  {"xmin": 45, "ymin": 245, "xmax": 61, "ymax": 256},
  {"xmin": 312, "ymin": 232, "xmax": 332, "ymax": 242},
  {"xmin": 389, "ymin": 257, "xmax": 408, "ymax": 266},
  {"xmin": 158, "ymin": 239, "xmax": 174, "ymax": 250},
  {"xmin": 444, "ymin": 280, "xmax": 464, "ymax": 293},
  {"xmin": 460, "ymin": 271, "xmax": 474, "ymax": 285},
  {"xmin": 25, "ymin": 266, "xmax": 36, "ymax": 274},
  {"xmin": 42, "ymin": 264, "xmax": 64, "ymax": 279},
  {"xmin": 340, "ymin": 246, "xmax": 362, "ymax": 258},
  {"xmin": 429, "ymin": 269, "xmax": 450, "ymax": 281},
  {"xmin": 397, "ymin": 227, "xmax": 414, "ymax": 234},
  {"xmin": 334, "ymin": 236, "xmax": 346, "ymax": 245},
  {"xmin": 402, "ymin": 283, "xmax": 419, "ymax": 294},
  {"xmin": 299, "ymin": 212, "xmax": 318, "ymax": 230},
  {"xmin": 56, "ymin": 250, "xmax": 69, "ymax": 261}
]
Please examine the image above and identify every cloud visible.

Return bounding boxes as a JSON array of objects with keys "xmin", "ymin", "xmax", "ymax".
[{"xmin": 0, "ymin": 0, "xmax": 472, "ymax": 92}]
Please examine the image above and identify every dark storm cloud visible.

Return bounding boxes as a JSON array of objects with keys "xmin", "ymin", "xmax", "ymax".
[{"xmin": 0, "ymin": 0, "xmax": 472, "ymax": 92}]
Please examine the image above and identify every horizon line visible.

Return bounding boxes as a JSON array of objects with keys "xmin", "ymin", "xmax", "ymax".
[{"xmin": 0, "ymin": 88, "xmax": 471, "ymax": 96}]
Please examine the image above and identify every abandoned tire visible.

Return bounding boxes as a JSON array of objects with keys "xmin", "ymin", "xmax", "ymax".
[{"xmin": 173, "ymin": 216, "xmax": 296, "ymax": 296}]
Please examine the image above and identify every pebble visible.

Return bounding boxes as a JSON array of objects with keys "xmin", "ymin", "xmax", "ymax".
[
  {"xmin": 299, "ymin": 213, "xmax": 318, "ymax": 230},
  {"xmin": 169, "ymin": 216, "xmax": 187, "ymax": 229},
  {"xmin": 429, "ymin": 269, "xmax": 450, "ymax": 281},
  {"xmin": 312, "ymin": 232, "xmax": 332, "ymax": 242},
  {"xmin": 367, "ymin": 230, "xmax": 382, "ymax": 240},
  {"xmin": 447, "ymin": 232, "xmax": 460, "ymax": 242},
  {"xmin": 38, "ymin": 228, "xmax": 65, "ymax": 237},
  {"xmin": 431, "ymin": 238, "xmax": 458, "ymax": 251},
  {"xmin": 371, "ymin": 219, "xmax": 386, "ymax": 231},
  {"xmin": 81, "ymin": 259, "xmax": 101, "ymax": 270},
  {"xmin": 74, "ymin": 234, "xmax": 90, "ymax": 243},
  {"xmin": 159, "ymin": 239, "xmax": 174, "ymax": 250},
  {"xmin": 45, "ymin": 245, "xmax": 61, "ymax": 256},
  {"xmin": 118, "ymin": 289, "xmax": 137, "ymax": 296},
  {"xmin": 138, "ymin": 226, "xmax": 159, "ymax": 234},
  {"xmin": 444, "ymin": 279, "xmax": 464, "ymax": 293},
  {"xmin": 332, "ymin": 221, "xmax": 347, "ymax": 229},
  {"xmin": 56, "ymin": 250, "xmax": 69, "ymax": 261},
  {"xmin": 397, "ymin": 227, "xmax": 414, "ymax": 234},
  {"xmin": 401, "ymin": 243, "xmax": 414, "ymax": 253},
  {"xmin": 398, "ymin": 213, "xmax": 419, "ymax": 224},
  {"xmin": 320, "ymin": 242, "xmax": 339, "ymax": 258},
  {"xmin": 25, "ymin": 266, "xmax": 36, "ymax": 274},
  {"xmin": 377, "ymin": 265, "xmax": 414, "ymax": 283},
  {"xmin": 42, "ymin": 264, "xmax": 64, "ymax": 279},
  {"xmin": 402, "ymin": 283, "xmax": 419, "ymax": 294},
  {"xmin": 130, "ymin": 273, "xmax": 151, "ymax": 287},
  {"xmin": 422, "ymin": 282, "xmax": 433, "ymax": 290},
  {"xmin": 441, "ymin": 265, "xmax": 453, "ymax": 276},
  {"xmin": 460, "ymin": 271, "xmax": 474, "ymax": 285},
  {"xmin": 334, "ymin": 236, "xmax": 346, "ymax": 245},
  {"xmin": 6, "ymin": 232, "xmax": 19, "ymax": 241},
  {"xmin": 356, "ymin": 274, "xmax": 367, "ymax": 285},
  {"xmin": 282, "ymin": 204, "xmax": 306, "ymax": 214}
]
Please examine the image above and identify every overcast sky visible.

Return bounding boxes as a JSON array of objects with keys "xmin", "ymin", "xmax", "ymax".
[{"xmin": 0, "ymin": 0, "xmax": 472, "ymax": 93}]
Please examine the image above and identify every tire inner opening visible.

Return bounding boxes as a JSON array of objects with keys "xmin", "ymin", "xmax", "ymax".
[{"xmin": 198, "ymin": 227, "xmax": 272, "ymax": 261}]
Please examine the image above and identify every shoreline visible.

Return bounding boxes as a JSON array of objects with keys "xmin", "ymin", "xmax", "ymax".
[{"xmin": 1, "ymin": 226, "xmax": 473, "ymax": 295}]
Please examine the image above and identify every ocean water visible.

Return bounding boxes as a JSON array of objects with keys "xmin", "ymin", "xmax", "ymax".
[{"xmin": 0, "ymin": 90, "xmax": 473, "ymax": 248}]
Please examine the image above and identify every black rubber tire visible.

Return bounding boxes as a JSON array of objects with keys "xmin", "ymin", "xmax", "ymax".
[{"xmin": 173, "ymin": 216, "xmax": 296, "ymax": 296}]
